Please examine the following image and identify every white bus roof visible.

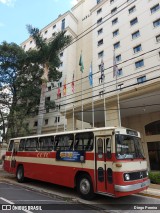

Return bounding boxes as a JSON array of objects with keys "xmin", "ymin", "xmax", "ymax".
[{"xmin": 9, "ymin": 126, "xmax": 140, "ymax": 141}]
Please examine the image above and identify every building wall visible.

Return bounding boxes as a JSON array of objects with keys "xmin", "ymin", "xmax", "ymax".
[{"xmin": 20, "ymin": 0, "xmax": 160, "ymax": 170}]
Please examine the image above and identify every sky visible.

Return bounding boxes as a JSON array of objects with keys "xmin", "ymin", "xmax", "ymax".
[{"xmin": 0, "ymin": 0, "xmax": 77, "ymax": 45}]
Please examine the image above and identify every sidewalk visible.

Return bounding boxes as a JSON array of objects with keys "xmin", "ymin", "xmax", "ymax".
[
  {"xmin": 139, "ymin": 183, "xmax": 160, "ymax": 198},
  {"xmin": 0, "ymin": 164, "xmax": 160, "ymax": 199}
]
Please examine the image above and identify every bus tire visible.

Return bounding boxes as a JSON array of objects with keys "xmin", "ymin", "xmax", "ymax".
[
  {"xmin": 16, "ymin": 165, "xmax": 25, "ymax": 183},
  {"xmin": 77, "ymin": 174, "xmax": 95, "ymax": 200}
]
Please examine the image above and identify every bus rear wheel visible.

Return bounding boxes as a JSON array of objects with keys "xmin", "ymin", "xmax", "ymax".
[
  {"xmin": 77, "ymin": 174, "xmax": 95, "ymax": 200},
  {"xmin": 16, "ymin": 165, "xmax": 25, "ymax": 183}
]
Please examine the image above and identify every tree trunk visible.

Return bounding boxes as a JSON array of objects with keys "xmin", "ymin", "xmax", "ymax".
[{"xmin": 37, "ymin": 64, "xmax": 49, "ymax": 135}]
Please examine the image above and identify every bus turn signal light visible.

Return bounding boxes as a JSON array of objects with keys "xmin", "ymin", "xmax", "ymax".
[{"xmin": 116, "ymin": 163, "xmax": 122, "ymax": 167}]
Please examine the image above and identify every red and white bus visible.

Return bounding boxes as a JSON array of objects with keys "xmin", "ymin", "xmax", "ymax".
[{"xmin": 4, "ymin": 127, "xmax": 150, "ymax": 199}]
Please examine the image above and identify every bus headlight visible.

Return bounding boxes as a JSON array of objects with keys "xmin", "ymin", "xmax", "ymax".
[
  {"xmin": 124, "ymin": 173, "xmax": 130, "ymax": 181},
  {"xmin": 146, "ymin": 170, "xmax": 149, "ymax": 176}
]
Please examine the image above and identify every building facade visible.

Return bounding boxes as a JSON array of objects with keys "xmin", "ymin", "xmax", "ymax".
[{"xmin": 21, "ymin": 0, "xmax": 160, "ymax": 170}]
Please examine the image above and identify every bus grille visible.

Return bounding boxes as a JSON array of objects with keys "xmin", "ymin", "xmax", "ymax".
[{"xmin": 123, "ymin": 170, "xmax": 148, "ymax": 181}]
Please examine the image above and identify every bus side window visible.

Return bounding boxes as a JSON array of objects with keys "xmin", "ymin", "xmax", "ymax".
[
  {"xmin": 98, "ymin": 138, "xmax": 103, "ymax": 155},
  {"xmin": 75, "ymin": 132, "xmax": 94, "ymax": 151},
  {"xmin": 8, "ymin": 140, "xmax": 14, "ymax": 151},
  {"xmin": 25, "ymin": 138, "xmax": 38, "ymax": 151},
  {"xmin": 85, "ymin": 139, "xmax": 93, "ymax": 151},
  {"xmin": 106, "ymin": 138, "xmax": 111, "ymax": 159},
  {"xmin": 19, "ymin": 139, "xmax": 25, "ymax": 151},
  {"xmin": 39, "ymin": 136, "xmax": 54, "ymax": 151},
  {"xmin": 55, "ymin": 134, "xmax": 74, "ymax": 151}
]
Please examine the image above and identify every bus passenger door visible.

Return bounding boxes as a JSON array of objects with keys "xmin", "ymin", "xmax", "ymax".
[
  {"xmin": 95, "ymin": 136, "xmax": 113, "ymax": 195},
  {"xmin": 9, "ymin": 140, "xmax": 18, "ymax": 173}
]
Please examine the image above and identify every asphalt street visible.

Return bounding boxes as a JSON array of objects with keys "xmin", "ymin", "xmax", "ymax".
[{"xmin": 0, "ymin": 168, "xmax": 160, "ymax": 212}]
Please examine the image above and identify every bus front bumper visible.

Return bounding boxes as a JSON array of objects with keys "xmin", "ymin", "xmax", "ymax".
[{"xmin": 115, "ymin": 179, "xmax": 150, "ymax": 192}]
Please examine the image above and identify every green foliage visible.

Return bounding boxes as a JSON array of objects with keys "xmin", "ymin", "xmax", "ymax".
[
  {"xmin": 26, "ymin": 25, "xmax": 72, "ymax": 82},
  {"xmin": 0, "ymin": 42, "xmax": 43, "ymax": 139},
  {"xmin": 149, "ymin": 171, "xmax": 160, "ymax": 184}
]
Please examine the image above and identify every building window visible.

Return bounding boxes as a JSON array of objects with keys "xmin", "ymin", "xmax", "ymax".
[
  {"xmin": 46, "ymin": 97, "xmax": 50, "ymax": 101},
  {"xmin": 111, "ymin": 7, "xmax": 117, "ymax": 14},
  {"xmin": 135, "ymin": 59, "xmax": 144, "ymax": 68},
  {"xmin": 56, "ymin": 104, "xmax": 61, "ymax": 110},
  {"xmin": 34, "ymin": 121, "xmax": 38, "ymax": 127},
  {"xmin": 132, "ymin": 30, "xmax": 140, "ymax": 39},
  {"xmin": 97, "ymin": 0, "xmax": 102, "ymax": 4},
  {"xmin": 112, "ymin": 17, "xmax": 118, "ymax": 25},
  {"xmin": 55, "ymin": 116, "xmax": 60, "ymax": 123},
  {"xmin": 128, "ymin": 5, "xmax": 136, "ymax": 14},
  {"xmin": 116, "ymin": 54, "xmax": 121, "ymax": 62},
  {"xmin": 97, "ymin": 17, "xmax": 102, "ymax": 24},
  {"xmin": 117, "ymin": 83, "xmax": 124, "ymax": 90},
  {"xmin": 61, "ymin": 19, "xmax": 65, "ymax": 30},
  {"xmin": 45, "ymin": 30, "xmax": 48, "ymax": 34},
  {"xmin": 133, "ymin": 44, "xmax": 142, "ymax": 53},
  {"xmin": 53, "ymin": 25, "xmax": 56, "ymax": 29},
  {"xmin": 110, "ymin": 0, "xmax": 114, "ymax": 4},
  {"xmin": 156, "ymin": 34, "xmax": 160, "ymax": 42},
  {"xmin": 60, "ymin": 52, "xmax": 63, "ymax": 57},
  {"xmin": 137, "ymin": 75, "xmax": 146, "ymax": 83},
  {"xmin": 97, "ymin": 8, "xmax": 102, "ymax": 14},
  {"xmin": 60, "ymin": 62, "xmax": 63, "ymax": 67},
  {"xmin": 99, "ymin": 91, "xmax": 104, "ymax": 97},
  {"xmin": 30, "ymin": 40, "xmax": 32, "ymax": 44},
  {"xmin": 153, "ymin": 18, "xmax": 160, "ymax": 28},
  {"xmin": 113, "ymin": 41, "xmax": 120, "ymax": 49},
  {"xmin": 52, "ymin": 32, "xmax": 56, "ymax": 37},
  {"xmin": 150, "ymin": 4, "xmax": 159, "ymax": 14},
  {"xmin": 130, "ymin": 17, "xmax": 138, "ymax": 26},
  {"xmin": 147, "ymin": 141, "xmax": 160, "ymax": 170},
  {"xmin": 98, "ymin": 51, "xmax": 104, "ymax": 58},
  {"xmin": 48, "ymin": 86, "xmax": 51, "ymax": 91},
  {"xmin": 98, "ymin": 28, "xmax": 103, "ymax": 35},
  {"xmin": 145, "ymin": 120, "xmax": 160, "ymax": 135},
  {"xmin": 45, "ymin": 119, "xmax": 48, "ymax": 125},
  {"xmin": 113, "ymin": 29, "xmax": 119, "ymax": 37},
  {"xmin": 117, "ymin": 68, "xmax": 123, "ymax": 76},
  {"xmin": 98, "ymin": 39, "xmax": 103, "ymax": 46}
]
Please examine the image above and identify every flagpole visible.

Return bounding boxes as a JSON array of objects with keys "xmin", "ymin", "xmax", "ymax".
[
  {"xmin": 79, "ymin": 52, "xmax": 84, "ymax": 130},
  {"xmin": 73, "ymin": 104, "xmax": 75, "ymax": 130},
  {"xmin": 103, "ymin": 80, "xmax": 107, "ymax": 127},
  {"xmin": 71, "ymin": 73, "xmax": 75, "ymax": 131},
  {"xmin": 116, "ymin": 76, "xmax": 121, "ymax": 127},
  {"xmin": 64, "ymin": 93, "xmax": 66, "ymax": 132},
  {"xmin": 113, "ymin": 50, "xmax": 121, "ymax": 127},
  {"xmin": 92, "ymin": 80, "xmax": 94, "ymax": 128},
  {"xmin": 101, "ymin": 59, "xmax": 107, "ymax": 127},
  {"xmin": 89, "ymin": 61, "xmax": 94, "ymax": 128},
  {"xmin": 81, "ymin": 71, "xmax": 83, "ymax": 129}
]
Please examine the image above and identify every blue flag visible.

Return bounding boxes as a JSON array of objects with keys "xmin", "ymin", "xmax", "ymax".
[{"xmin": 89, "ymin": 62, "xmax": 93, "ymax": 86}]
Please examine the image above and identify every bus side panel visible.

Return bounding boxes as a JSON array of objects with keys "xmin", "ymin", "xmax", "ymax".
[{"xmin": 16, "ymin": 152, "xmax": 95, "ymax": 189}]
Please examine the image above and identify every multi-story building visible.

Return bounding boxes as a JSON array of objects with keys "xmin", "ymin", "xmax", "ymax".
[{"xmin": 21, "ymin": 0, "xmax": 160, "ymax": 171}]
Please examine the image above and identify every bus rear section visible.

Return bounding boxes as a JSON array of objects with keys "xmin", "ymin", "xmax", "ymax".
[{"xmin": 3, "ymin": 127, "xmax": 150, "ymax": 199}]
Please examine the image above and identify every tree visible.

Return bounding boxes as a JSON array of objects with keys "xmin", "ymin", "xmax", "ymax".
[
  {"xmin": 27, "ymin": 25, "xmax": 72, "ymax": 134},
  {"xmin": 0, "ymin": 42, "xmax": 43, "ymax": 140}
]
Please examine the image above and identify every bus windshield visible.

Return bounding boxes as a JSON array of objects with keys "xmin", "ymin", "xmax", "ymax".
[{"xmin": 116, "ymin": 134, "xmax": 145, "ymax": 159}]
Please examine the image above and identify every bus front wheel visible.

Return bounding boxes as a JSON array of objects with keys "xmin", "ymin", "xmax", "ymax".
[
  {"xmin": 16, "ymin": 165, "xmax": 25, "ymax": 183},
  {"xmin": 77, "ymin": 174, "xmax": 95, "ymax": 200}
]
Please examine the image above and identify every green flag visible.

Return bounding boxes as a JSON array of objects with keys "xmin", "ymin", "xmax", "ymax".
[{"xmin": 79, "ymin": 53, "xmax": 84, "ymax": 73}]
